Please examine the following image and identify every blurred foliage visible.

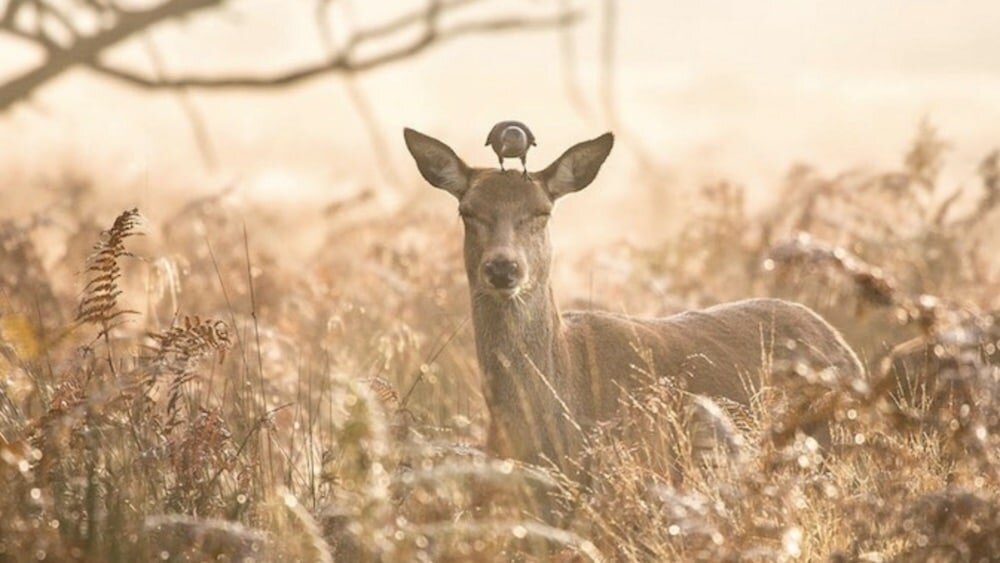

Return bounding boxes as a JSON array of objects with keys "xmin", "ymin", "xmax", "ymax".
[{"xmin": 0, "ymin": 121, "xmax": 997, "ymax": 561}]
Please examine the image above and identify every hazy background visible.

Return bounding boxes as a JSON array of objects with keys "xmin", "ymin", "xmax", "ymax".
[
  {"xmin": 2, "ymin": 0, "xmax": 999, "ymax": 224},
  {"xmin": 2, "ymin": 6, "xmax": 999, "ymax": 560}
]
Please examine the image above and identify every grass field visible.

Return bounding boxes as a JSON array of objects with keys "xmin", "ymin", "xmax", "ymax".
[{"xmin": 1, "ymin": 121, "xmax": 998, "ymax": 561}]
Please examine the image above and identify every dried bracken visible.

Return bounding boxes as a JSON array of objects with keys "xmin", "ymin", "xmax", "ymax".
[
  {"xmin": 0, "ymin": 121, "xmax": 998, "ymax": 561},
  {"xmin": 75, "ymin": 208, "xmax": 143, "ymax": 331},
  {"xmin": 149, "ymin": 315, "xmax": 233, "ymax": 433}
]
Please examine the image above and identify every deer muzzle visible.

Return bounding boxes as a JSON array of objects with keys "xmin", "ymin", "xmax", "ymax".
[{"xmin": 482, "ymin": 256, "xmax": 524, "ymax": 292}]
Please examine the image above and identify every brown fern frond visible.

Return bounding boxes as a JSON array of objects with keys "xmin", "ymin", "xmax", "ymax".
[
  {"xmin": 365, "ymin": 376, "xmax": 401, "ymax": 413},
  {"xmin": 75, "ymin": 208, "xmax": 144, "ymax": 328},
  {"xmin": 164, "ymin": 372, "xmax": 198, "ymax": 434},
  {"xmin": 148, "ymin": 316, "xmax": 232, "ymax": 433},
  {"xmin": 150, "ymin": 316, "xmax": 232, "ymax": 373}
]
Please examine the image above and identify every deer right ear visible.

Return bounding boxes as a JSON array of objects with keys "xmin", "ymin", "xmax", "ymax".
[
  {"xmin": 403, "ymin": 128, "xmax": 470, "ymax": 198},
  {"xmin": 539, "ymin": 132, "xmax": 614, "ymax": 200}
]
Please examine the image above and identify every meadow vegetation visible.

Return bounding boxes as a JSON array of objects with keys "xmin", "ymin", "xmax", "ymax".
[{"xmin": 1, "ymin": 122, "xmax": 998, "ymax": 561}]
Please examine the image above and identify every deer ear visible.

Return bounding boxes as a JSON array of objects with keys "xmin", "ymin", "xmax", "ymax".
[
  {"xmin": 403, "ymin": 128, "xmax": 470, "ymax": 198},
  {"xmin": 539, "ymin": 133, "xmax": 614, "ymax": 199}
]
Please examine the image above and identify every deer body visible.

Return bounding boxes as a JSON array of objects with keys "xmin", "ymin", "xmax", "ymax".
[{"xmin": 404, "ymin": 128, "xmax": 864, "ymax": 471}]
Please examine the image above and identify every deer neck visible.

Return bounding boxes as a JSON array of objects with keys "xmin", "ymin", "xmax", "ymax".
[{"xmin": 470, "ymin": 280, "xmax": 580, "ymax": 463}]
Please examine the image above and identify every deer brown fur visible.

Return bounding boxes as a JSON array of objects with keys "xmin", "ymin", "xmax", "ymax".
[{"xmin": 403, "ymin": 127, "xmax": 865, "ymax": 474}]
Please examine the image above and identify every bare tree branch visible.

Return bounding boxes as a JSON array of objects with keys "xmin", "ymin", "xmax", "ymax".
[
  {"xmin": 598, "ymin": 0, "xmax": 657, "ymax": 175},
  {"xmin": 139, "ymin": 33, "xmax": 217, "ymax": 171},
  {"xmin": 558, "ymin": 0, "xmax": 591, "ymax": 118},
  {"xmin": 346, "ymin": 0, "xmax": 478, "ymax": 45},
  {"xmin": 0, "ymin": 0, "xmax": 580, "ymax": 181},
  {"xmin": 0, "ymin": 0, "xmax": 579, "ymax": 113},
  {"xmin": 1, "ymin": 0, "xmax": 59, "ymax": 50},
  {"xmin": 0, "ymin": 0, "xmax": 224, "ymax": 112},
  {"xmin": 85, "ymin": 10, "xmax": 580, "ymax": 91},
  {"xmin": 599, "ymin": 0, "xmax": 616, "ymax": 127},
  {"xmin": 320, "ymin": 0, "xmax": 401, "ymax": 186},
  {"xmin": 35, "ymin": 0, "xmax": 80, "ymax": 45}
]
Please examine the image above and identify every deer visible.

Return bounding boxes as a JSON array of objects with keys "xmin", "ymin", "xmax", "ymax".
[{"xmin": 402, "ymin": 127, "xmax": 865, "ymax": 478}]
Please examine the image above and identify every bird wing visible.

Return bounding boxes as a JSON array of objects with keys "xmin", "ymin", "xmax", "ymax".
[
  {"xmin": 485, "ymin": 121, "xmax": 537, "ymax": 147},
  {"xmin": 508, "ymin": 120, "xmax": 536, "ymax": 145},
  {"xmin": 485, "ymin": 122, "xmax": 507, "ymax": 146}
]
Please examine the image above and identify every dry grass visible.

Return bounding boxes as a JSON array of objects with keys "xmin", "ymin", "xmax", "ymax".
[{"xmin": 1, "ymin": 121, "xmax": 998, "ymax": 561}]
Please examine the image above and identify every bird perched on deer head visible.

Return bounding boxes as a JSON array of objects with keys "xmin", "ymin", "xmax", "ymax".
[{"xmin": 485, "ymin": 121, "xmax": 536, "ymax": 177}]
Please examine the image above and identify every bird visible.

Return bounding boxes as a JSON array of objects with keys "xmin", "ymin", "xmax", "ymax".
[{"xmin": 485, "ymin": 121, "xmax": 536, "ymax": 176}]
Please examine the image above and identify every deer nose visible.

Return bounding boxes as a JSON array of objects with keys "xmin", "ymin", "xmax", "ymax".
[{"xmin": 483, "ymin": 258, "xmax": 521, "ymax": 289}]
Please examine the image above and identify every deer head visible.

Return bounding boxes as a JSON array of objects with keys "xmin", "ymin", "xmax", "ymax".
[{"xmin": 403, "ymin": 128, "xmax": 614, "ymax": 300}]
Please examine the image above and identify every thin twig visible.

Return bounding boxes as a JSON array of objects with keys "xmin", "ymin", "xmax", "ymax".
[
  {"xmin": 139, "ymin": 34, "xmax": 218, "ymax": 171},
  {"xmin": 400, "ymin": 316, "xmax": 470, "ymax": 409},
  {"xmin": 596, "ymin": 0, "xmax": 658, "ymax": 175},
  {"xmin": 318, "ymin": 0, "xmax": 401, "ymax": 186},
  {"xmin": 558, "ymin": 0, "xmax": 591, "ymax": 118},
  {"xmin": 0, "ymin": 0, "xmax": 225, "ymax": 111},
  {"xmin": 242, "ymin": 222, "xmax": 274, "ymax": 485},
  {"xmin": 194, "ymin": 402, "xmax": 292, "ymax": 512},
  {"xmin": 0, "ymin": 0, "xmax": 580, "ymax": 115}
]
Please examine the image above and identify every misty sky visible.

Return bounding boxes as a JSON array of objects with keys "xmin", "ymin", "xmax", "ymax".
[{"xmin": 1, "ymin": 0, "xmax": 999, "ymax": 212}]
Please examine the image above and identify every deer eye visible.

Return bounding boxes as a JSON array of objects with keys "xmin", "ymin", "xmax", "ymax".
[{"xmin": 518, "ymin": 213, "xmax": 550, "ymax": 228}]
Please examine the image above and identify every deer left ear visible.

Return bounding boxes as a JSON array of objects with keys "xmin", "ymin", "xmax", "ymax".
[
  {"xmin": 403, "ymin": 128, "xmax": 470, "ymax": 198},
  {"xmin": 539, "ymin": 133, "xmax": 614, "ymax": 200}
]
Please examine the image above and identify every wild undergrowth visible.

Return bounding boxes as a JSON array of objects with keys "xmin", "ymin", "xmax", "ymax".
[{"xmin": 0, "ymin": 121, "xmax": 998, "ymax": 561}]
